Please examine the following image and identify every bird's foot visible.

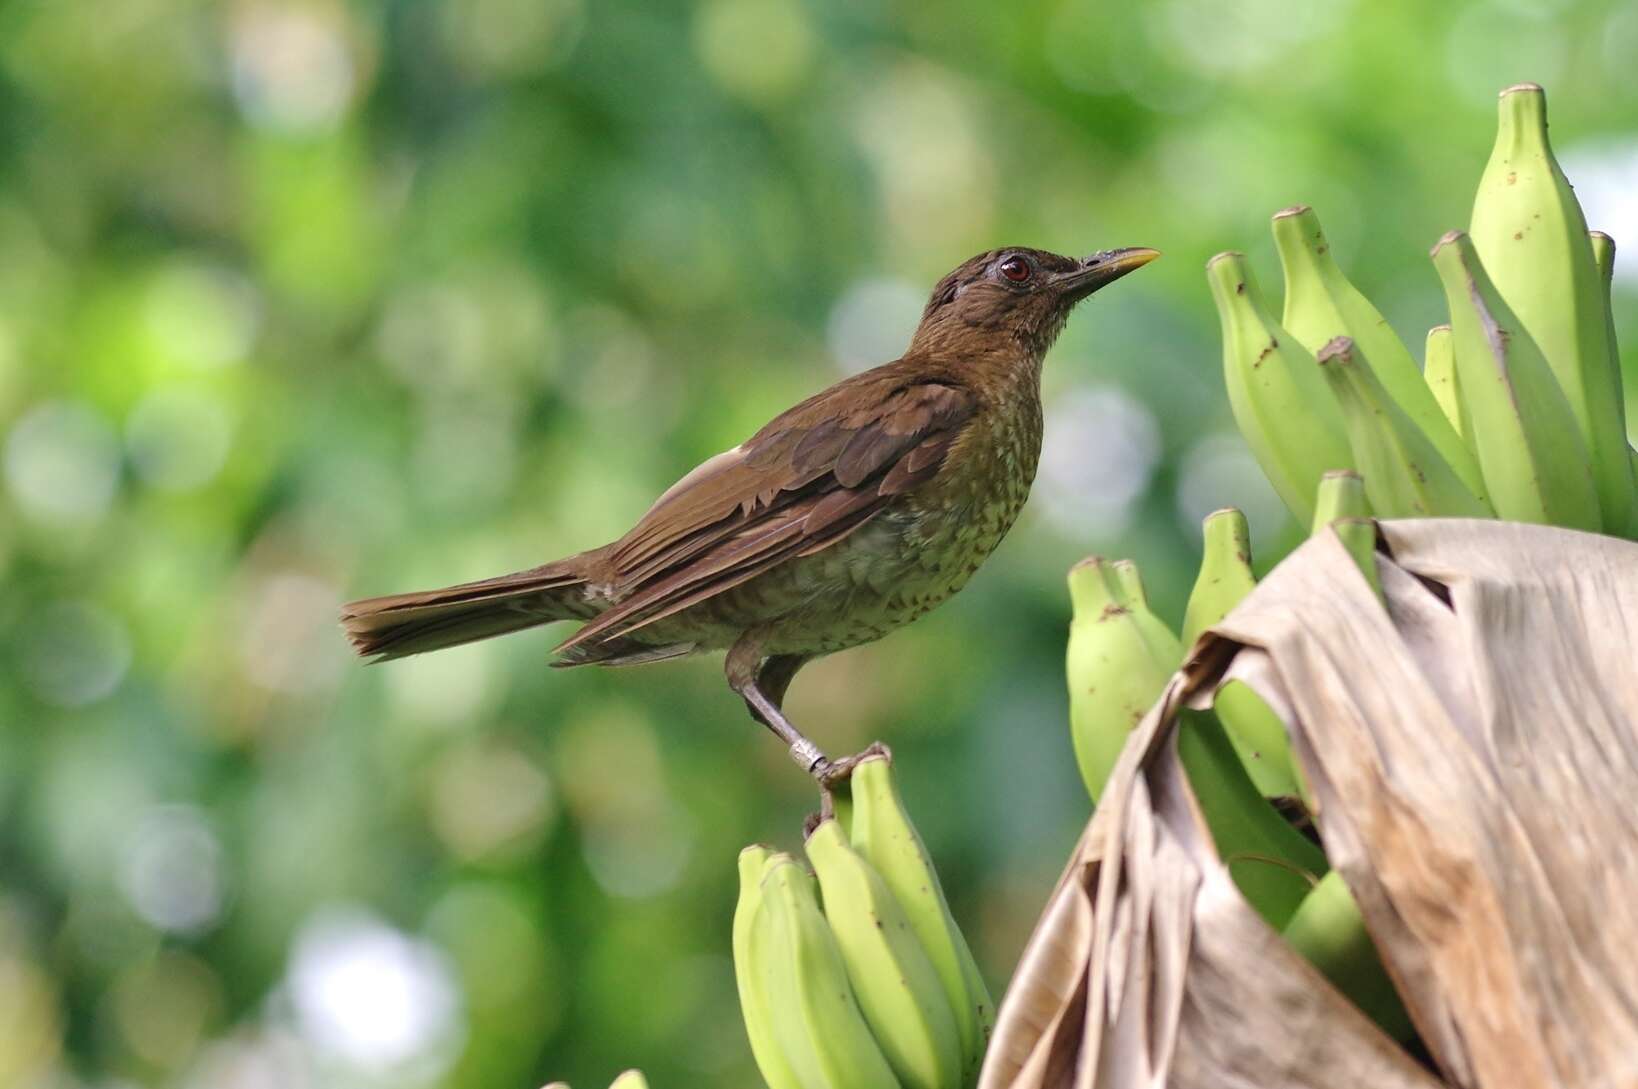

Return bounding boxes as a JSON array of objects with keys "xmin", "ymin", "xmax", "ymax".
[{"xmin": 812, "ymin": 741, "xmax": 891, "ymax": 788}]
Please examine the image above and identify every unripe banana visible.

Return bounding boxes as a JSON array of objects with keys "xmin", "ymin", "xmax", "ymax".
[
  {"xmin": 1181, "ymin": 509, "xmax": 1302, "ymax": 800},
  {"xmin": 1110, "ymin": 557, "xmax": 1147, "ymax": 607},
  {"xmin": 1590, "ymin": 231, "xmax": 1637, "ymax": 541},
  {"xmin": 1471, "ymin": 84, "xmax": 1634, "ymax": 535},
  {"xmin": 734, "ymin": 846, "xmax": 805, "ymax": 1089},
  {"xmin": 805, "ymin": 820, "xmax": 962, "ymax": 1089},
  {"xmin": 1314, "ymin": 335, "xmax": 1493, "ymax": 519},
  {"xmin": 1430, "ymin": 231, "xmax": 1601, "ymax": 531},
  {"xmin": 1207, "ymin": 252, "xmax": 1354, "ymax": 525},
  {"xmin": 1066, "ymin": 556, "xmax": 1183, "ymax": 802},
  {"xmin": 847, "ymin": 755, "xmax": 992, "ymax": 1082},
  {"xmin": 1282, "ymin": 870, "xmax": 1414, "ymax": 1041},
  {"xmin": 757, "ymin": 853, "xmax": 902, "ymax": 1089},
  {"xmin": 1070, "ymin": 556, "xmax": 1324, "ymax": 926},
  {"xmin": 1422, "ymin": 324, "xmax": 1473, "ymax": 455},
  {"xmin": 1175, "ymin": 706, "xmax": 1326, "ymax": 928},
  {"xmin": 1310, "ymin": 468, "xmax": 1369, "ymax": 532},
  {"xmin": 608, "ymin": 1072, "xmax": 651, "ymax": 1089},
  {"xmin": 1331, "ymin": 517, "xmax": 1385, "ymax": 602},
  {"xmin": 1274, "ymin": 205, "xmax": 1487, "ymax": 503}
]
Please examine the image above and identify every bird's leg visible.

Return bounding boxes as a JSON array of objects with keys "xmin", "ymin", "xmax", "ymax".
[{"xmin": 725, "ymin": 641, "xmax": 830, "ymax": 777}]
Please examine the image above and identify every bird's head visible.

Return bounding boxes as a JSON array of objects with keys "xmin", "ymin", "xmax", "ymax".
[{"xmin": 909, "ymin": 246, "xmax": 1159, "ymax": 358}]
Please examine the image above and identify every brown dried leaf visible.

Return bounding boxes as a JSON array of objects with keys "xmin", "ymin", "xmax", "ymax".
[{"xmin": 982, "ymin": 519, "xmax": 1638, "ymax": 1089}]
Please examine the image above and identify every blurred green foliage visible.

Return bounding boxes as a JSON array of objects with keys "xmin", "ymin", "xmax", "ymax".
[{"xmin": 1, "ymin": 0, "xmax": 1634, "ymax": 1085}]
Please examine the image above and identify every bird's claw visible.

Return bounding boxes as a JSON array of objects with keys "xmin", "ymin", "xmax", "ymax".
[{"xmin": 814, "ymin": 741, "xmax": 891, "ymax": 788}]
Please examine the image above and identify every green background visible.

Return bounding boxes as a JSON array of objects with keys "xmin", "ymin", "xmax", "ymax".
[{"xmin": 2, "ymin": 0, "xmax": 1634, "ymax": 1085}]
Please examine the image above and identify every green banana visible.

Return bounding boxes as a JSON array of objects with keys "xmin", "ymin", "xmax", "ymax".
[
  {"xmin": 1310, "ymin": 468, "xmax": 1369, "ymax": 531},
  {"xmin": 1332, "ymin": 517, "xmax": 1384, "ymax": 601},
  {"xmin": 1313, "ymin": 335, "xmax": 1493, "ymax": 519},
  {"xmin": 1070, "ymin": 556, "xmax": 1325, "ymax": 926},
  {"xmin": 1181, "ymin": 509, "xmax": 1302, "ymax": 800},
  {"xmin": 1175, "ymin": 706, "xmax": 1327, "ymax": 928},
  {"xmin": 608, "ymin": 1073, "xmax": 651, "ymax": 1089},
  {"xmin": 1471, "ymin": 83, "xmax": 1633, "ymax": 535},
  {"xmin": 1066, "ymin": 556, "xmax": 1183, "ymax": 802},
  {"xmin": 1283, "ymin": 871, "xmax": 1414, "ymax": 1041},
  {"xmin": 1181, "ymin": 508, "xmax": 1256, "ymax": 649},
  {"xmin": 734, "ymin": 846, "xmax": 805, "ymax": 1089},
  {"xmin": 1207, "ymin": 251, "xmax": 1354, "ymax": 525},
  {"xmin": 847, "ymin": 755, "xmax": 991, "ymax": 1082},
  {"xmin": 1110, "ymin": 557, "xmax": 1148, "ymax": 607},
  {"xmin": 1590, "ymin": 231, "xmax": 1637, "ymax": 540},
  {"xmin": 1274, "ymin": 205, "xmax": 1487, "ymax": 502},
  {"xmin": 757, "ymin": 852, "xmax": 902, "ymax": 1089},
  {"xmin": 805, "ymin": 820, "xmax": 962, "ymax": 1089},
  {"xmin": 1430, "ymin": 231, "xmax": 1601, "ymax": 531},
  {"xmin": 1423, "ymin": 324, "xmax": 1473, "ymax": 454}
]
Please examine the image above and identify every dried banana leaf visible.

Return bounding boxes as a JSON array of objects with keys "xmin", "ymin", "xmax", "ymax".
[{"xmin": 981, "ymin": 519, "xmax": 1638, "ymax": 1089}]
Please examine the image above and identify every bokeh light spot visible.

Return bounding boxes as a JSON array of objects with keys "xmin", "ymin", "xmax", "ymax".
[
  {"xmin": 111, "ymin": 951, "xmax": 222, "ymax": 1070},
  {"xmin": 230, "ymin": 4, "xmax": 360, "ymax": 132},
  {"xmin": 1037, "ymin": 386, "xmax": 1161, "ymax": 539},
  {"xmin": 1150, "ymin": 0, "xmax": 1353, "ymax": 76},
  {"xmin": 826, "ymin": 278, "xmax": 924, "ymax": 375},
  {"xmin": 24, "ymin": 600, "xmax": 132, "ymax": 708},
  {"xmin": 427, "ymin": 737, "xmax": 557, "ymax": 861},
  {"xmin": 4, "ymin": 401, "xmax": 122, "ymax": 528},
  {"xmin": 1560, "ymin": 140, "xmax": 1638, "ymax": 288},
  {"xmin": 238, "ymin": 572, "xmax": 345, "ymax": 695},
  {"xmin": 439, "ymin": 0, "xmax": 583, "ymax": 79},
  {"xmin": 126, "ymin": 386, "xmax": 234, "ymax": 493},
  {"xmin": 1175, "ymin": 432, "xmax": 1290, "ymax": 550},
  {"xmin": 118, "ymin": 806, "xmax": 226, "ymax": 936},
  {"xmin": 694, "ymin": 0, "xmax": 815, "ymax": 105},
  {"xmin": 287, "ymin": 909, "xmax": 463, "ymax": 1075},
  {"xmin": 0, "ymin": 950, "xmax": 61, "ymax": 1085},
  {"xmin": 144, "ymin": 261, "xmax": 260, "ymax": 370},
  {"xmin": 424, "ymin": 883, "xmax": 556, "ymax": 1020}
]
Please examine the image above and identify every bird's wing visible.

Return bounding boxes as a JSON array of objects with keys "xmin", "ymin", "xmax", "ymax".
[{"xmin": 556, "ymin": 373, "xmax": 975, "ymax": 654}]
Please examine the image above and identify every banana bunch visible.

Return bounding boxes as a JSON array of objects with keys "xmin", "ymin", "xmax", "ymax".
[
  {"xmin": 1067, "ymin": 552, "xmax": 1325, "ymax": 928},
  {"xmin": 733, "ymin": 753, "xmax": 992, "ymax": 1089},
  {"xmin": 1206, "ymin": 83, "xmax": 1633, "ymax": 539}
]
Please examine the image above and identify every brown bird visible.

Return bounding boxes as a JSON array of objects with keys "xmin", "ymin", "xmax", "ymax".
[{"xmin": 341, "ymin": 246, "xmax": 1157, "ymax": 781}]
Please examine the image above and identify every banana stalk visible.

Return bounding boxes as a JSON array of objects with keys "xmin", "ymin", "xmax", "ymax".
[
  {"xmin": 1181, "ymin": 509, "xmax": 1303, "ymax": 800},
  {"xmin": 1282, "ymin": 870, "xmax": 1414, "ymax": 1041},
  {"xmin": 1314, "ymin": 335, "xmax": 1492, "ymax": 519},
  {"xmin": 1471, "ymin": 83, "xmax": 1633, "ymax": 535},
  {"xmin": 1430, "ymin": 231, "xmax": 1601, "ymax": 531},
  {"xmin": 1274, "ymin": 205, "xmax": 1487, "ymax": 503},
  {"xmin": 1207, "ymin": 252, "xmax": 1354, "ymax": 525},
  {"xmin": 1311, "ymin": 468, "xmax": 1369, "ymax": 531},
  {"xmin": 847, "ymin": 754, "xmax": 992, "ymax": 1083},
  {"xmin": 805, "ymin": 819, "xmax": 963, "ymax": 1089}
]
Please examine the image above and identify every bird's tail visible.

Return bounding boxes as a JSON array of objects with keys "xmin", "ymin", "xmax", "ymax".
[{"xmin": 340, "ymin": 562, "xmax": 593, "ymax": 661}]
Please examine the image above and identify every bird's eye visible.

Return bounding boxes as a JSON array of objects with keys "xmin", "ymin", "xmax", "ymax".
[{"xmin": 998, "ymin": 256, "xmax": 1031, "ymax": 283}]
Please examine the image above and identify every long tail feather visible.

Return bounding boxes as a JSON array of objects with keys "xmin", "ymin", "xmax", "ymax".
[{"xmin": 340, "ymin": 564, "xmax": 591, "ymax": 661}]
